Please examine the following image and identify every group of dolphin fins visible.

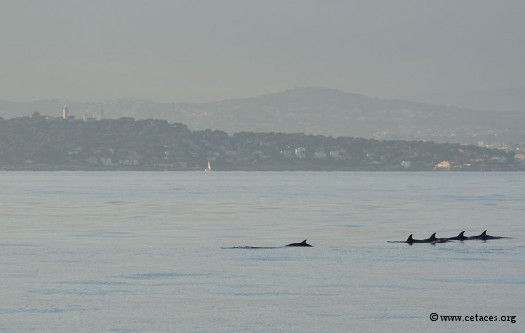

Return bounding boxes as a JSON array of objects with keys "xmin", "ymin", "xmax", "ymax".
[
  {"xmin": 225, "ymin": 230, "xmax": 509, "ymax": 249},
  {"xmin": 388, "ymin": 230, "xmax": 509, "ymax": 245}
]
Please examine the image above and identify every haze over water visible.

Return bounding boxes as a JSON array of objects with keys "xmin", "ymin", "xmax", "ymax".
[
  {"xmin": 1, "ymin": 171, "xmax": 523, "ymax": 332},
  {"xmin": 2, "ymin": 1, "xmax": 524, "ymax": 110}
]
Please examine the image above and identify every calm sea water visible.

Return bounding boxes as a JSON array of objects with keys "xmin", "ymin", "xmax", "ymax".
[{"xmin": 1, "ymin": 171, "xmax": 524, "ymax": 332}]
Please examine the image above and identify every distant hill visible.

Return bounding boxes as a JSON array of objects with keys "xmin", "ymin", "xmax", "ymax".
[{"xmin": 1, "ymin": 87, "xmax": 524, "ymax": 144}]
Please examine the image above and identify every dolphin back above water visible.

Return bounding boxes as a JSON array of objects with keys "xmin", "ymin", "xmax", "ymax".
[
  {"xmin": 286, "ymin": 240, "xmax": 313, "ymax": 247},
  {"xmin": 468, "ymin": 230, "xmax": 509, "ymax": 240},
  {"xmin": 446, "ymin": 231, "xmax": 468, "ymax": 241},
  {"xmin": 223, "ymin": 239, "xmax": 313, "ymax": 249}
]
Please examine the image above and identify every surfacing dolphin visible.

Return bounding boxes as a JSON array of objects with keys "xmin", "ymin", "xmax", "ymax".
[
  {"xmin": 286, "ymin": 240, "xmax": 313, "ymax": 247},
  {"xmin": 445, "ymin": 231, "xmax": 468, "ymax": 241},
  {"xmin": 223, "ymin": 239, "xmax": 313, "ymax": 249},
  {"xmin": 468, "ymin": 230, "xmax": 509, "ymax": 240}
]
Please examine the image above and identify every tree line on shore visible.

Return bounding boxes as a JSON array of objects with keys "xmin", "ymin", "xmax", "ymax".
[{"xmin": 0, "ymin": 113, "xmax": 521, "ymax": 171}]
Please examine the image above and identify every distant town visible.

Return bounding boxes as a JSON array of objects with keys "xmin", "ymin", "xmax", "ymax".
[{"xmin": 0, "ymin": 109, "xmax": 524, "ymax": 171}]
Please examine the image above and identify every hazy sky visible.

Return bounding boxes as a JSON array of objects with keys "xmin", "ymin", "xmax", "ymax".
[{"xmin": 1, "ymin": 0, "xmax": 524, "ymax": 110}]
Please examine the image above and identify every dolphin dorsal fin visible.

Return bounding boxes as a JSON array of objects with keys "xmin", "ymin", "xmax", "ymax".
[
  {"xmin": 406, "ymin": 234, "xmax": 413, "ymax": 242},
  {"xmin": 458, "ymin": 231, "xmax": 465, "ymax": 236},
  {"xmin": 481, "ymin": 230, "xmax": 487, "ymax": 236},
  {"xmin": 429, "ymin": 233, "xmax": 437, "ymax": 241},
  {"xmin": 302, "ymin": 240, "xmax": 307, "ymax": 244}
]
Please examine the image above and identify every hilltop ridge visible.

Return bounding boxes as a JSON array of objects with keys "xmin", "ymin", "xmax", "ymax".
[{"xmin": 1, "ymin": 87, "xmax": 524, "ymax": 145}]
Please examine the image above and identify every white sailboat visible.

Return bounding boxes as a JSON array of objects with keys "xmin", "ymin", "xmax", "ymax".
[{"xmin": 205, "ymin": 160, "xmax": 212, "ymax": 172}]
